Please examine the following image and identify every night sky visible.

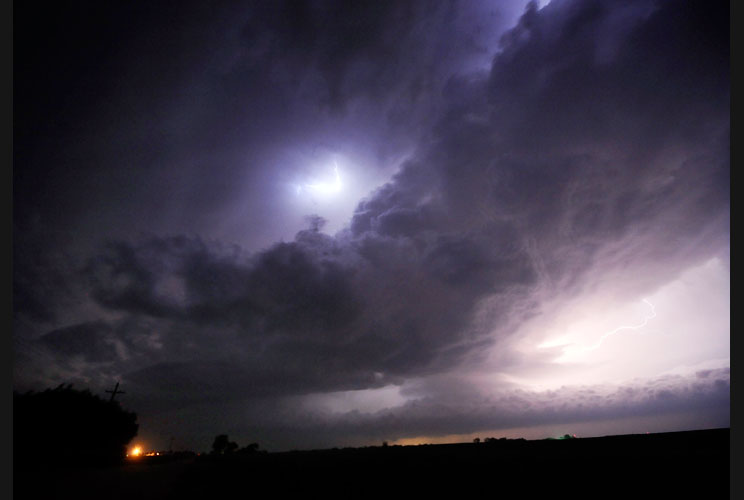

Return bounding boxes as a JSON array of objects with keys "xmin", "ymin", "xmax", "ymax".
[{"xmin": 13, "ymin": 0, "xmax": 729, "ymax": 453}]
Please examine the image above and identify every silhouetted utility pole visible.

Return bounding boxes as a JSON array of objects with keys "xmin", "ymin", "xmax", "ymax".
[{"xmin": 106, "ymin": 381, "xmax": 126, "ymax": 402}]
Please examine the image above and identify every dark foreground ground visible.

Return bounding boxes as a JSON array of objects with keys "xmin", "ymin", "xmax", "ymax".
[{"xmin": 15, "ymin": 428, "xmax": 730, "ymax": 499}]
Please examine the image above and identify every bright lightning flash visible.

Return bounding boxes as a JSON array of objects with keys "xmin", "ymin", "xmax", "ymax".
[
  {"xmin": 574, "ymin": 298, "xmax": 656, "ymax": 353},
  {"xmin": 296, "ymin": 162, "xmax": 342, "ymax": 196},
  {"xmin": 542, "ymin": 299, "xmax": 657, "ymax": 362}
]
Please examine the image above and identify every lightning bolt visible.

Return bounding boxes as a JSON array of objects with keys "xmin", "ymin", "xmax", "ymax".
[
  {"xmin": 570, "ymin": 298, "xmax": 657, "ymax": 355},
  {"xmin": 303, "ymin": 161, "xmax": 341, "ymax": 194}
]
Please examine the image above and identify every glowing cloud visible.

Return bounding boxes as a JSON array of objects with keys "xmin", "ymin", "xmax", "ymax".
[
  {"xmin": 542, "ymin": 299, "xmax": 657, "ymax": 362},
  {"xmin": 572, "ymin": 299, "xmax": 656, "ymax": 353},
  {"xmin": 297, "ymin": 162, "xmax": 342, "ymax": 196}
]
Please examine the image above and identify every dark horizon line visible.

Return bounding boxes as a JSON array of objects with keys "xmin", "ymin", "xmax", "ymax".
[{"xmin": 135, "ymin": 426, "xmax": 730, "ymax": 456}]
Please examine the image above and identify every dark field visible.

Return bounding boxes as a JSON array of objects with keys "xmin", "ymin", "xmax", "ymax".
[{"xmin": 15, "ymin": 428, "xmax": 730, "ymax": 499}]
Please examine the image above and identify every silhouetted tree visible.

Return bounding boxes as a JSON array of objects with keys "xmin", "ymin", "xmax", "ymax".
[
  {"xmin": 473, "ymin": 437, "xmax": 481, "ymax": 444},
  {"xmin": 14, "ymin": 384, "xmax": 138, "ymax": 466},
  {"xmin": 211, "ymin": 434, "xmax": 238, "ymax": 455},
  {"xmin": 237, "ymin": 442, "xmax": 260, "ymax": 454}
]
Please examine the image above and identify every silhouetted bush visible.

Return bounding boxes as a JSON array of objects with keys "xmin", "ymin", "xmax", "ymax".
[{"xmin": 14, "ymin": 384, "xmax": 138, "ymax": 466}]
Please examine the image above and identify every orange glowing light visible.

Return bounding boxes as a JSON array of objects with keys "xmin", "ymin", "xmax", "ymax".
[{"xmin": 129, "ymin": 446, "xmax": 143, "ymax": 457}]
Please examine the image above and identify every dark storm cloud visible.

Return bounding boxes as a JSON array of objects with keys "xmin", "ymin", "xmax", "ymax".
[
  {"xmin": 13, "ymin": 210, "xmax": 98, "ymax": 327},
  {"xmin": 14, "ymin": 0, "xmax": 728, "ymax": 450},
  {"xmin": 14, "ymin": 250, "xmax": 70, "ymax": 324},
  {"xmin": 236, "ymin": 0, "xmax": 510, "ymax": 113},
  {"xmin": 13, "ymin": 0, "xmax": 520, "ymax": 256},
  {"xmin": 25, "ymin": 0, "xmax": 728, "ymax": 376},
  {"xmin": 38, "ymin": 322, "xmax": 117, "ymax": 363},
  {"xmin": 239, "ymin": 0, "xmax": 424, "ymax": 109},
  {"xmin": 73, "ymin": 217, "xmax": 529, "ymax": 404},
  {"xmin": 83, "ymin": 232, "xmax": 361, "ymax": 334}
]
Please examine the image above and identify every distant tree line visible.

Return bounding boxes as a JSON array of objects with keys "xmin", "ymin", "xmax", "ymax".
[{"xmin": 473, "ymin": 437, "xmax": 527, "ymax": 443}]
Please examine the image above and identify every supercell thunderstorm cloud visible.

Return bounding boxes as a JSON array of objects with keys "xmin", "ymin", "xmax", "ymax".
[{"xmin": 14, "ymin": 0, "xmax": 729, "ymax": 452}]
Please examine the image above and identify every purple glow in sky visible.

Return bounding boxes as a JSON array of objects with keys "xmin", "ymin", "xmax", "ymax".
[{"xmin": 14, "ymin": 0, "xmax": 728, "ymax": 452}]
